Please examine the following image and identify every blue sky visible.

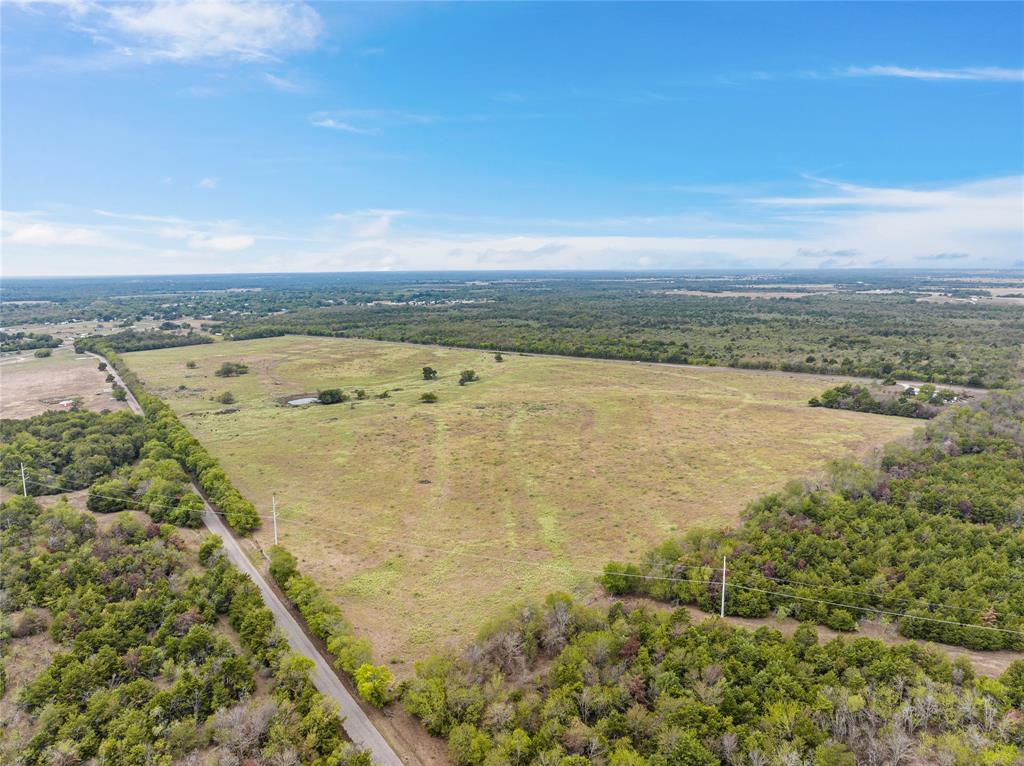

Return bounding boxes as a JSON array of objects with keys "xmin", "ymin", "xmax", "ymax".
[{"xmin": 2, "ymin": 1, "xmax": 1022, "ymax": 275}]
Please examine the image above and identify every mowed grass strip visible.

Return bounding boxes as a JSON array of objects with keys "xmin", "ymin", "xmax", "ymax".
[{"xmin": 124, "ymin": 336, "xmax": 918, "ymax": 668}]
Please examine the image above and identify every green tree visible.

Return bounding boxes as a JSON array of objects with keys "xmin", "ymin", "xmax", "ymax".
[
  {"xmin": 422, "ymin": 366, "xmax": 438, "ymax": 380},
  {"xmin": 269, "ymin": 545, "xmax": 299, "ymax": 587},
  {"xmin": 214, "ymin": 362, "xmax": 249, "ymax": 377},
  {"xmin": 318, "ymin": 388, "xmax": 350, "ymax": 404},
  {"xmin": 355, "ymin": 663, "xmax": 393, "ymax": 707}
]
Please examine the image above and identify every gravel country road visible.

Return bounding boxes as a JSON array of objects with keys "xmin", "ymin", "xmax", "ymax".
[{"xmin": 87, "ymin": 351, "xmax": 403, "ymax": 766}]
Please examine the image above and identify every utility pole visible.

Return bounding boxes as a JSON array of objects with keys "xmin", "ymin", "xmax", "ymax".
[
  {"xmin": 20, "ymin": 462, "xmax": 28, "ymax": 497},
  {"xmin": 272, "ymin": 493, "xmax": 279, "ymax": 546},
  {"xmin": 720, "ymin": 555, "xmax": 727, "ymax": 618}
]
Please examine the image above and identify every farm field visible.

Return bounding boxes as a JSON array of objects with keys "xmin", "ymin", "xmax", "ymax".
[
  {"xmin": 124, "ymin": 336, "xmax": 919, "ymax": 668},
  {"xmin": 0, "ymin": 346, "xmax": 129, "ymax": 418}
]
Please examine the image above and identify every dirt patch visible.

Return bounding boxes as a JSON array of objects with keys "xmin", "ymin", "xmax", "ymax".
[{"xmin": 0, "ymin": 346, "xmax": 129, "ymax": 418}]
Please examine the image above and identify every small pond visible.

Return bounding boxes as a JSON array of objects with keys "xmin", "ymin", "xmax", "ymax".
[{"xmin": 287, "ymin": 396, "xmax": 319, "ymax": 406}]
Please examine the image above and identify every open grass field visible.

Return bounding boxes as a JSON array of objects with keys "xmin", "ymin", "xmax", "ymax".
[
  {"xmin": 0, "ymin": 346, "xmax": 129, "ymax": 418},
  {"xmin": 124, "ymin": 336, "xmax": 918, "ymax": 670}
]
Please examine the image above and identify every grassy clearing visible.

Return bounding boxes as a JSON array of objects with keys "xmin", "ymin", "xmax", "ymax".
[{"xmin": 124, "ymin": 336, "xmax": 918, "ymax": 669}]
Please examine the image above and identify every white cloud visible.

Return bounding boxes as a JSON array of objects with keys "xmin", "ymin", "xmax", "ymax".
[
  {"xmin": 264, "ymin": 72, "xmax": 303, "ymax": 91},
  {"xmin": 3, "ymin": 221, "xmax": 106, "ymax": 247},
  {"xmin": 845, "ymin": 65, "xmax": 1024, "ymax": 82},
  {"xmin": 329, "ymin": 209, "xmax": 408, "ymax": 238},
  {"xmin": 189, "ymin": 233, "xmax": 256, "ymax": 251},
  {"xmin": 310, "ymin": 117, "xmax": 380, "ymax": 135},
  {"xmin": 3, "ymin": 175, "xmax": 1021, "ymax": 274},
  {"xmin": 198, "ymin": 177, "xmax": 219, "ymax": 189},
  {"xmin": 23, "ymin": 0, "xmax": 323, "ymax": 63}
]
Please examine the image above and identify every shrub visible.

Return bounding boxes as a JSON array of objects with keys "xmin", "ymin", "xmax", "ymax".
[
  {"xmin": 34, "ymin": 348, "xmax": 52, "ymax": 358},
  {"xmin": 458, "ymin": 370, "xmax": 478, "ymax": 385},
  {"xmin": 198, "ymin": 534, "xmax": 223, "ymax": 565},
  {"xmin": 87, "ymin": 478, "xmax": 133, "ymax": 513},
  {"xmin": 215, "ymin": 362, "xmax": 249, "ymax": 378},
  {"xmin": 824, "ymin": 609, "xmax": 858, "ymax": 632},
  {"xmin": 216, "ymin": 391, "xmax": 236, "ymax": 405},
  {"xmin": 186, "ymin": 360, "xmax": 197, "ymax": 369},
  {"xmin": 420, "ymin": 392, "xmax": 439, "ymax": 404},
  {"xmin": 11, "ymin": 608, "xmax": 48, "ymax": 638},
  {"xmin": 318, "ymin": 389, "xmax": 350, "ymax": 405},
  {"xmin": 269, "ymin": 545, "xmax": 299, "ymax": 587}
]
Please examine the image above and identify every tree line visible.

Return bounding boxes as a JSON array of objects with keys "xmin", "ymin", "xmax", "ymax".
[
  {"xmin": 75, "ymin": 337, "xmax": 261, "ymax": 534},
  {"xmin": 601, "ymin": 392, "xmax": 1024, "ymax": 650},
  {"xmin": 0, "ymin": 331, "xmax": 62, "ymax": 353}
]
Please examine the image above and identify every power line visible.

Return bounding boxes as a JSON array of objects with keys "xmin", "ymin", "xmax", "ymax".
[
  {"xmin": 9, "ymin": 475, "xmax": 1024, "ymax": 639},
  {"xmin": 30, "ymin": 473, "xmax": 1004, "ymax": 621},
  {"xmin": 726, "ymin": 581, "xmax": 1024, "ymax": 638}
]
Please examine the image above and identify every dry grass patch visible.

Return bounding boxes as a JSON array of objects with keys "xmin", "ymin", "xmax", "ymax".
[
  {"xmin": 125, "ymin": 336, "xmax": 918, "ymax": 669},
  {"xmin": 0, "ymin": 347, "xmax": 129, "ymax": 418}
]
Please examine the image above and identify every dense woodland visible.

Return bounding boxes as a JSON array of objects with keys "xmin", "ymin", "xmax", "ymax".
[
  {"xmin": 4, "ymin": 271, "xmax": 1022, "ymax": 387},
  {"xmin": 1, "ymin": 411, "xmax": 147, "ymax": 496},
  {"xmin": 0, "ymin": 407, "xmax": 369, "ymax": 766},
  {"xmin": 219, "ymin": 292, "xmax": 1021, "ymax": 387},
  {"xmin": 404, "ymin": 595, "xmax": 1024, "ymax": 766},
  {"xmin": 602, "ymin": 392, "xmax": 1024, "ymax": 650}
]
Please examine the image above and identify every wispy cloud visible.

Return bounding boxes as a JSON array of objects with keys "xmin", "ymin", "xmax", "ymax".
[
  {"xmin": 264, "ymin": 72, "xmax": 304, "ymax": 92},
  {"xmin": 198, "ymin": 177, "xmax": 219, "ymax": 190},
  {"xmin": 844, "ymin": 65, "xmax": 1024, "ymax": 82},
  {"xmin": 309, "ymin": 107, "xmax": 539, "ymax": 136},
  {"xmin": 16, "ymin": 0, "xmax": 323, "ymax": 64},
  {"xmin": 329, "ymin": 209, "xmax": 409, "ymax": 238},
  {"xmin": 310, "ymin": 116, "xmax": 380, "ymax": 135},
  {"xmin": 917, "ymin": 252, "xmax": 970, "ymax": 261},
  {"xmin": 1, "ymin": 211, "xmax": 110, "ymax": 247},
  {"xmin": 5, "ymin": 175, "xmax": 1021, "ymax": 274}
]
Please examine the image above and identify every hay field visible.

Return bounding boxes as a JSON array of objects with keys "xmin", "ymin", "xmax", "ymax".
[{"xmin": 125, "ymin": 336, "xmax": 918, "ymax": 669}]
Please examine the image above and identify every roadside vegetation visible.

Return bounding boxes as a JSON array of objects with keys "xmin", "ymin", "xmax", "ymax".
[
  {"xmin": 74, "ymin": 337, "xmax": 261, "ymax": 534},
  {"xmin": 0, "ymin": 404, "xmax": 370, "ymax": 765}
]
